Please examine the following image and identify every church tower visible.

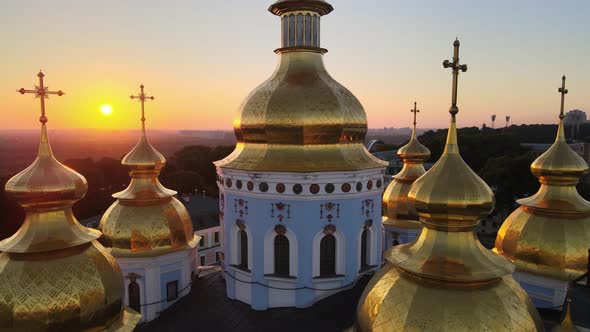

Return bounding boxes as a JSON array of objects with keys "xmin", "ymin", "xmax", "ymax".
[
  {"xmin": 382, "ymin": 102, "xmax": 430, "ymax": 248},
  {"xmin": 494, "ymin": 76, "xmax": 590, "ymax": 308},
  {"xmin": 356, "ymin": 40, "xmax": 543, "ymax": 331},
  {"xmin": 0, "ymin": 72, "xmax": 140, "ymax": 330},
  {"xmin": 99, "ymin": 85, "xmax": 199, "ymax": 322},
  {"xmin": 215, "ymin": 0, "xmax": 387, "ymax": 310}
]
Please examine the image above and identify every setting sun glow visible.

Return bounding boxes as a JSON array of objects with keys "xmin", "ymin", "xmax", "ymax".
[{"xmin": 100, "ymin": 104, "xmax": 113, "ymax": 116}]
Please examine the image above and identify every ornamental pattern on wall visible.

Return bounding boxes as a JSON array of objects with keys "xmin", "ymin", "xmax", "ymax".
[
  {"xmin": 234, "ymin": 198, "xmax": 249, "ymax": 218},
  {"xmin": 270, "ymin": 202, "xmax": 291, "ymax": 222},
  {"xmin": 320, "ymin": 202, "xmax": 341, "ymax": 223},
  {"xmin": 362, "ymin": 199, "xmax": 374, "ymax": 218}
]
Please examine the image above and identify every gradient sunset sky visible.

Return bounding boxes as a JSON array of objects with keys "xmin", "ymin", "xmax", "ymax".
[{"xmin": 1, "ymin": 0, "xmax": 589, "ymax": 130}]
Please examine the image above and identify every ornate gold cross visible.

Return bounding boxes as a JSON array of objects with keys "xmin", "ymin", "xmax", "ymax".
[
  {"xmin": 17, "ymin": 71, "xmax": 64, "ymax": 124},
  {"xmin": 443, "ymin": 39, "xmax": 467, "ymax": 116},
  {"xmin": 558, "ymin": 75, "xmax": 568, "ymax": 119},
  {"xmin": 410, "ymin": 101, "xmax": 419, "ymax": 126},
  {"xmin": 130, "ymin": 84, "xmax": 155, "ymax": 126}
]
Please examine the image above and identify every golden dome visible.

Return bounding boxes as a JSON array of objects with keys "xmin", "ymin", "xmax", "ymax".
[
  {"xmin": 357, "ymin": 40, "xmax": 542, "ymax": 331},
  {"xmin": 494, "ymin": 76, "xmax": 590, "ymax": 281},
  {"xmin": 216, "ymin": 1, "xmax": 386, "ymax": 172},
  {"xmin": 1, "ymin": 71, "xmax": 140, "ymax": 330},
  {"xmin": 382, "ymin": 105, "xmax": 431, "ymax": 229},
  {"xmin": 99, "ymin": 86, "xmax": 198, "ymax": 257}
]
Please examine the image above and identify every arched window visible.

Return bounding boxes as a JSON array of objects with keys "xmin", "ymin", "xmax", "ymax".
[
  {"xmin": 312, "ymin": 16, "xmax": 319, "ymax": 47},
  {"xmin": 296, "ymin": 14, "xmax": 304, "ymax": 46},
  {"xmin": 320, "ymin": 234, "xmax": 336, "ymax": 277},
  {"xmin": 238, "ymin": 229, "xmax": 248, "ymax": 270},
  {"xmin": 305, "ymin": 14, "xmax": 312, "ymax": 46},
  {"xmin": 288, "ymin": 15, "xmax": 296, "ymax": 47},
  {"xmin": 360, "ymin": 229, "xmax": 369, "ymax": 269},
  {"xmin": 128, "ymin": 281, "xmax": 140, "ymax": 313},
  {"xmin": 274, "ymin": 234, "xmax": 290, "ymax": 277}
]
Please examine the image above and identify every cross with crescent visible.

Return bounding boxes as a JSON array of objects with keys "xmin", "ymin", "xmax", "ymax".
[
  {"xmin": 443, "ymin": 39, "xmax": 467, "ymax": 116},
  {"xmin": 17, "ymin": 71, "xmax": 64, "ymax": 124},
  {"xmin": 558, "ymin": 75, "xmax": 568, "ymax": 120},
  {"xmin": 411, "ymin": 101, "xmax": 419, "ymax": 127},
  {"xmin": 130, "ymin": 84, "xmax": 155, "ymax": 130}
]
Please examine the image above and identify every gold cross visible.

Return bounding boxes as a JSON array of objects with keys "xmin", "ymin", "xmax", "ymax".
[
  {"xmin": 130, "ymin": 84, "xmax": 155, "ymax": 126},
  {"xmin": 558, "ymin": 75, "xmax": 568, "ymax": 119},
  {"xmin": 443, "ymin": 39, "xmax": 467, "ymax": 116},
  {"xmin": 410, "ymin": 101, "xmax": 419, "ymax": 127},
  {"xmin": 17, "ymin": 71, "xmax": 64, "ymax": 124}
]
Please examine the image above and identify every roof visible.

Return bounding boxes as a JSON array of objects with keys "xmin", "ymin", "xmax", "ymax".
[
  {"xmin": 136, "ymin": 270, "xmax": 371, "ymax": 332},
  {"xmin": 181, "ymin": 196, "xmax": 220, "ymax": 231}
]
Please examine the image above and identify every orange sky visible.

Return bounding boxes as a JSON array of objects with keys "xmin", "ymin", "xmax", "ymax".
[{"xmin": 1, "ymin": 1, "xmax": 589, "ymax": 130}]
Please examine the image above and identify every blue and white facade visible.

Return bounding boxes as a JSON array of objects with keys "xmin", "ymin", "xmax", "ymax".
[{"xmin": 217, "ymin": 169, "xmax": 385, "ymax": 310}]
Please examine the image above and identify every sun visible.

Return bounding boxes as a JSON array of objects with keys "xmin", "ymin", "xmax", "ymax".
[{"xmin": 100, "ymin": 104, "xmax": 113, "ymax": 116}]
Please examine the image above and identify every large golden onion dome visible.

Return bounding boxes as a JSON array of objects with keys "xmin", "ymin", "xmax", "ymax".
[
  {"xmin": 382, "ymin": 103, "xmax": 431, "ymax": 229},
  {"xmin": 494, "ymin": 76, "xmax": 590, "ymax": 281},
  {"xmin": 356, "ymin": 41, "xmax": 542, "ymax": 331},
  {"xmin": 0, "ymin": 71, "xmax": 140, "ymax": 331},
  {"xmin": 99, "ymin": 85, "xmax": 198, "ymax": 258},
  {"xmin": 216, "ymin": 0, "xmax": 386, "ymax": 172}
]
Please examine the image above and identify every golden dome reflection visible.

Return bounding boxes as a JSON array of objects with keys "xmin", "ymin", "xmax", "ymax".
[{"xmin": 356, "ymin": 40, "xmax": 542, "ymax": 332}]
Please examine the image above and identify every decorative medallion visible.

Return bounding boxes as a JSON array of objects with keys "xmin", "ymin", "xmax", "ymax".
[
  {"xmin": 259, "ymin": 182, "xmax": 269, "ymax": 192},
  {"xmin": 376, "ymin": 179, "xmax": 383, "ymax": 188},
  {"xmin": 323, "ymin": 224, "xmax": 337, "ymax": 235},
  {"xmin": 356, "ymin": 182, "xmax": 363, "ymax": 192},
  {"xmin": 293, "ymin": 184, "xmax": 303, "ymax": 195},
  {"xmin": 325, "ymin": 183, "xmax": 335, "ymax": 193},
  {"xmin": 310, "ymin": 184, "xmax": 320, "ymax": 194},
  {"xmin": 341, "ymin": 183, "xmax": 351, "ymax": 192},
  {"xmin": 236, "ymin": 219, "xmax": 246, "ymax": 230},
  {"xmin": 320, "ymin": 202, "xmax": 340, "ymax": 221},
  {"xmin": 274, "ymin": 224, "xmax": 287, "ymax": 235},
  {"xmin": 236, "ymin": 180, "xmax": 243, "ymax": 190},
  {"xmin": 367, "ymin": 180, "xmax": 373, "ymax": 190},
  {"xmin": 361, "ymin": 199, "xmax": 374, "ymax": 217},
  {"xmin": 126, "ymin": 272, "xmax": 142, "ymax": 282},
  {"xmin": 225, "ymin": 178, "xmax": 232, "ymax": 188},
  {"xmin": 364, "ymin": 219, "xmax": 373, "ymax": 230},
  {"xmin": 276, "ymin": 183, "xmax": 286, "ymax": 193},
  {"xmin": 247, "ymin": 181, "xmax": 254, "ymax": 191}
]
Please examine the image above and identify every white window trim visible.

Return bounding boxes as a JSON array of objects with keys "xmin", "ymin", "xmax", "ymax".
[
  {"xmin": 312, "ymin": 228, "xmax": 345, "ymax": 277},
  {"xmin": 263, "ymin": 226, "xmax": 298, "ymax": 278},
  {"xmin": 229, "ymin": 222, "xmax": 253, "ymax": 271},
  {"xmin": 357, "ymin": 224, "xmax": 379, "ymax": 272}
]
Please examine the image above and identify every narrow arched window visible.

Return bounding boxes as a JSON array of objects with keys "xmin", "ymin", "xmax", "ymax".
[
  {"xmin": 360, "ymin": 229, "xmax": 369, "ymax": 269},
  {"xmin": 274, "ymin": 234, "xmax": 290, "ymax": 277},
  {"xmin": 282, "ymin": 16, "xmax": 288, "ymax": 48},
  {"xmin": 239, "ymin": 229, "xmax": 248, "ymax": 270},
  {"xmin": 288, "ymin": 15, "xmax": 296, "ymax": 47},
  {"xmin": 296, "ymin": 14, "xmax": 304, "ymax": 46},
  {"xmin": 320, "ymin": 234, "xmax": 336, "ymax": 277},
  {"xmin": 128, "ymin": 281, "xmax": 140, "ymax": 313},
  {"xmin": 305, "ymin": 14, "xmax": 312, "ymax": 46},
  {"xmin": 312, "ymin": 16, "xmax": 319, "ymax": 47}
]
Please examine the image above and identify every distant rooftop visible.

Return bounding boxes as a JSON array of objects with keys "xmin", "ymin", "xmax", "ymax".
[{"xmin": 180, "ymin": 195, "xmax": 220, "ymax": 231}]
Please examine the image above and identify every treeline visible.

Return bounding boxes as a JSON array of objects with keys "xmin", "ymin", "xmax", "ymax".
[{"xmin": 0, "ymin": 145, "xmax": 234, "ymax": 240}]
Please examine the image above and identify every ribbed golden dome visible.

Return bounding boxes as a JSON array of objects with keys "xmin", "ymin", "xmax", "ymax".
[
  {"xmin": 1, "ymin": 72, "xmax": 140, "ymax": 330},
  {"xmin": 99, "ymin": 91, "xmax": 197, "ymax": 257},
  {"xmin": 357, "ymin": 40, "xmax": 542, "ymax": 331},
  {"xmin": 382, "ymin": 112, "xmax": 431, "ymax": 229},
  {"xmin": 216, "ymin": 1, "xmax": 386, "ymax": 172},
  {"xmin": 494, "ymin": 76, "xmax": 590, "ymax": 281}
]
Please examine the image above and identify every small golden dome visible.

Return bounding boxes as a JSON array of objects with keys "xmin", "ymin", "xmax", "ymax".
[
  {"xmin": 382, "ymin": 112, "xmax": 431, "ymax": 229},
  {"xmin": 100, "ymin": 88, "xmax": 197, "ymax": 257},
  {"xmin": 495, "ymin": 77, "xmax": 590, "ymax": 281},
  {"xmin": 357, "ymin": 40, "xmax": 542, "ymax": 331},
  {"xmin": 1, "ymin": 71, "xmax": 140, "ymax": 330}
]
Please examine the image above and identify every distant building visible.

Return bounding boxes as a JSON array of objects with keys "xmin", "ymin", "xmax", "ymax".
[{"xmin": 182, "ymin": 195, "xmax": 222, "ymax": 267}]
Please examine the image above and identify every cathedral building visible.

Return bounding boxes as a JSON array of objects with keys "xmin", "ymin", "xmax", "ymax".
[
  {"xmin": 494, "ymin": 76, "xmax": 590, "ymax": 309},
  {"xmin": 214, "ymin": 0, "xmax": 387, "ymax": 310},
  {"xmin": 356, "ymin": 40, "xmax": 543, "ymax": 331},
  {"xmin": 99, "ymin": 85, "xmax": 199, "ymax": 322},
  {"xmin": 382, "ymin": 102, "xmax": 430, "ymax": 248},
  {"xmin": 0, "ymin": 72, "xmax": 140, "ymax": 330}
]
